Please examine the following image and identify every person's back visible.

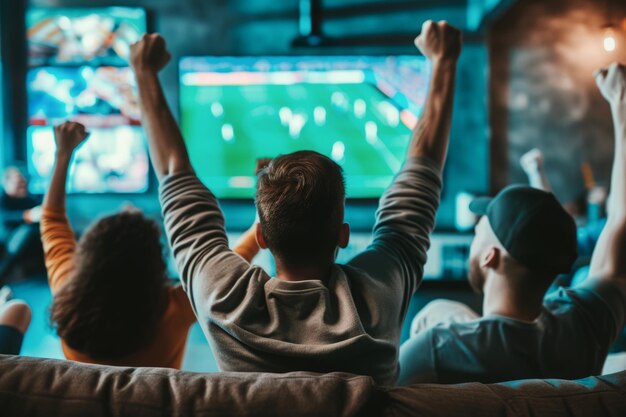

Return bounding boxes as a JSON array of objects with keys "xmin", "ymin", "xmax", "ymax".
[
  {"xmin": 41, "ymin": 123, "xmax": 197, "ymax": 368},
  {"xmin": 130, "ymin": 21, "xmax": 462, "ymax": 384},
  {"xmin": 399, "ymin": 63, "xmax": 626, "ymax": 385},
  {"xmin": 401, "ymin": 282, "xmax": 624, "ymax": 384},
  {"xmin": 161, "ymin": 151, "xmax": 441, "ymax": 383}
]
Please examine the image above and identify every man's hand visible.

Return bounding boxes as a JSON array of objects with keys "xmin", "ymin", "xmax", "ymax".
[
  {"xmin": 130, "ymin": 33, "xmax": 171, "ymax": 75},
  {"xmin": 54, "ymin": 122, "xmax": 88, "ymax": 156},
  {"xmin": 595, "ymin": 62, "xmax": 626, "ymax": 107},
  {"xmin": 414, "ymin": 20, "xmax": 462, "ymax": 65},
  {"xmin": 407, "ymin": 21, "xmax": 461, "ymax": 165},
  {"xmin": 520, "ymin": 148, "xmax": 544, "ymax": 175},
  {"xmin": 520, "ymin": 148, "xmax": 552, "ymax": 191}
]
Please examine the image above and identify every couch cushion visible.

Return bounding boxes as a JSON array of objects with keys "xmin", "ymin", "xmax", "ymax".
[
  {"xmin": 383, "ymin": 371, "xmax": 626, "ymax": 417},
  {"xmin": 2, "ymin": 355, "xmax": 626, "ymax": 417},
  {"xmin": 0, "ymin": 355, "xmax": 381, "ymax": 417}
]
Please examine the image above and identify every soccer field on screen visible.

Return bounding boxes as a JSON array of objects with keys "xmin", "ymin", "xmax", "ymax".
[{"xmin": 179, "ymin": 56, "xmax": 428, "ymax": 199}]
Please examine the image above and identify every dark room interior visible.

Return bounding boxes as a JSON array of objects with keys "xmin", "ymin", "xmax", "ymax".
[{"xmin": 1, "ymin": 0, "xmax": 626, "ymax": 415}]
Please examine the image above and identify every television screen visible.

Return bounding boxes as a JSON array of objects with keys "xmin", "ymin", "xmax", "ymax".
[
  {"xmin": 27, "ymin": 125, "xmax": 149, "ymax": 194},
  {"xmin": 179, "ymin": 56, "xmax": 430, "ymax": 199},
  {"xmin": 27, "ymin": 7, "xmax": 146, "ymax": 67},
  {"xmin": 27, "ymin": 66, "xmax": 140, "ymax": 127}
]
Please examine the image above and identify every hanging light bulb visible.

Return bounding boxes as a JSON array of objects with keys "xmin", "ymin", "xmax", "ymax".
[
  {"xmin": 604, "ymin": 27, "xmax": 617, "ymax": 52},
  {"xmin": 602, "ymin": 0, "xmax": 617, "ymax": 53}
]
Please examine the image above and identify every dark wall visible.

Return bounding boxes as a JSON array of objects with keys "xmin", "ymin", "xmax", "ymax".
[
  {"xmin": 23, "ymin": 0, "xmax": 489, "ymax": 230},
  {"xmin": 490, "ymin": 0, "xmax": 626, "ymax": 206},
  {"xmin": 1, "ymin": 0, "xmax": 27, "ymax": 168},
  {"xmin": 28, "ymin": 0, "xmax": 474, "ymax": 126}
]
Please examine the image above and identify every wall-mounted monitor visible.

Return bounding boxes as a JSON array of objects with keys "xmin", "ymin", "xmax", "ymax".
[
  {"xmin": 27, "ymin": 7, "xmax": 146, "ymax": 67},
  {"xmin": 27, "ymin": 125, "xmax": 149, "ymax": 194},
  {"xmin": 24, "ymin": 7, "xmax": 149, "ymax": 194},
  {"xmin": 179, "ymin": 56, "xmax": 430, "ymax": 199},
  {"xmin": 27, "ymin": 66, "xmax": 140, "ymax": 127}
]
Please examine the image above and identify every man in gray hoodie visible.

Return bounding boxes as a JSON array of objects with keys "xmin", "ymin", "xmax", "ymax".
[{"xmin": 130, "ymin": 20, "xmax": 462, "ymax": 385}]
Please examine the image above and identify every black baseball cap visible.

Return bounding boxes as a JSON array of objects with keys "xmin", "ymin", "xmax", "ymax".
[{"xmin": 469, "ymin": 185, "xmax": 578, "ymax": 274}]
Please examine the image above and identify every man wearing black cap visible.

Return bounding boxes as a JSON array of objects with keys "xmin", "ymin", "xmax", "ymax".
[{"xmin": 398, "ymin": 62, "xmax": 626, "ymax": 385}]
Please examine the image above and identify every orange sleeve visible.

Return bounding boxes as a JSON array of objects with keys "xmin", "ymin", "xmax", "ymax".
[
  {"xmin": 40, "ymin": 207, "xmax": 77, "ymax": 293},
  {"xmin": 233, "ymin": 225, "xmax": 260, "ymax": 263},
  {"xmin": 171, "ymin": 285, "xmax": 197, "ymax": 326}
]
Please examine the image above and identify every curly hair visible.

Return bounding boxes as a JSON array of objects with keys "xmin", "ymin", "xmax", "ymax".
[{"xmin": 50, "ymin": 211, "xmax": 169, "ymax": 360}]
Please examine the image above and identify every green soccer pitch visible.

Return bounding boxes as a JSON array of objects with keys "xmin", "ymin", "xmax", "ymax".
[{"xmin": 180, "ymin": 81, "xmax": 414, "ymax": 199}]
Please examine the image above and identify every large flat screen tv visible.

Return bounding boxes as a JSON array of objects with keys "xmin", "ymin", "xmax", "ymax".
[
  {"xmin": 179, "ymin": 56, "xmax": 430, "ymax": 199},
  {"xmin": 27, "ymin": 7, "xmax": 146, "ymax": 67},
  {"xmin": 27, "ymin": 125, "xmax": 149, "ymax": 194}
]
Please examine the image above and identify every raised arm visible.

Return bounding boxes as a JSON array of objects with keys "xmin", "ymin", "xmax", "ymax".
[
  {"xmin": 41, "ymin": 122, "xmax": 88, "ymax": 291},
  {"xmin": 130, "ymin": 34, "xmax": 192, "ymax": 179},
  {"xmin": 347, "ymin": 21, "xmax": 461, "ymax": 292},
  {"xmin": 408, "ymin": 20, "xmax": 462, "ymax": 166},
  {"xmin": 135, "ymin": 34, "xmax": 262, "ymax": 302},
  {"xmin": 520, "ymin": 149, "xmax": 552, "ymax": 192},
  {"xmin": 588, "ymin": 63, "xmax": 626, "ymax": 291},
  {"xmin": 43, "ymin": 123, "xmax": 88, "ymax": 211}
]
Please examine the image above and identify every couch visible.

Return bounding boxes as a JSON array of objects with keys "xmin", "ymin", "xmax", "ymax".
[{"xmin": 0, "ymin": 355, "xmax": 625, "ymax": 416}]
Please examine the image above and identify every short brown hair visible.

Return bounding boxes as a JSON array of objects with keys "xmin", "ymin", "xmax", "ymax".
[{"xmin": 256, "ymin": 151, "xmax": 345, "ymax": 267}]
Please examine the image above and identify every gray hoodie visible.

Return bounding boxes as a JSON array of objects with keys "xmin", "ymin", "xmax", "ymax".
[{"xmin": 159, "ymin": 156, "xmax": 441, "ymax": 385}]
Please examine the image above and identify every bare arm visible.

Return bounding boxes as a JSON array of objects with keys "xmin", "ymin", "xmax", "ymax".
[
  {"xmin": 408, "ymin": 21, "xmax": 462, "ymax": 166},
  {"xmin": 347, "ymin": 22, "xmax": 460, "ymax": 295},
  {"xmin": 527, "ymin": 169, "xmax": 552, "ymax": 192},
  {"xmin": 131, "ymin": 34, "xmax": 192, "ymax": 179},
  {"xmin": 588, "ymin": 63, "xmax": 626, "ymax": 290}
]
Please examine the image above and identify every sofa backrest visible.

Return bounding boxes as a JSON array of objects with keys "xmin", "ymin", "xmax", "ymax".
[
  {"xmin": 1, "ymin": 355, "xmax": 625, "ymax": 417},
  {"xmin": 0, "ymin": 355, "xmax": 380, "ymax": 417},
  {"xmin": 385, "ymin": 371, "xmax": 626, "ymax": 417}
]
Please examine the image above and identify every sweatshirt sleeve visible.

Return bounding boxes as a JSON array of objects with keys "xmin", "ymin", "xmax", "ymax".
[
  {"xmin": 159, "ymin": 172, "xmax": 255, "ymax": 315},
  {"xmin": 40, "ymin": 208, "xmax": 77, "ymax": 293},
  {"xmin": 347, "ymin": 157, "xmax": 442, "ymax": 296}
]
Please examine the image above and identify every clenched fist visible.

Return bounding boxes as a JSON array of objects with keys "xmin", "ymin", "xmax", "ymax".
[
  {"xmin": 54, "ymin": 122, "xmax": 89, "ymax": 155},
  {"xmin": 130, "ymin": 33, "xmax": 172, "ymax": 74},
  {"xmin": 414, "ymin": 20, "xmax": 462, "ymax": 65},
  {"xmin": 595, "ymin": 62, "xmax": 626, "ymax": 107},
  {"xmin": 520, "ymin": 148, "xmax": 545, "ymax": 174}
]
